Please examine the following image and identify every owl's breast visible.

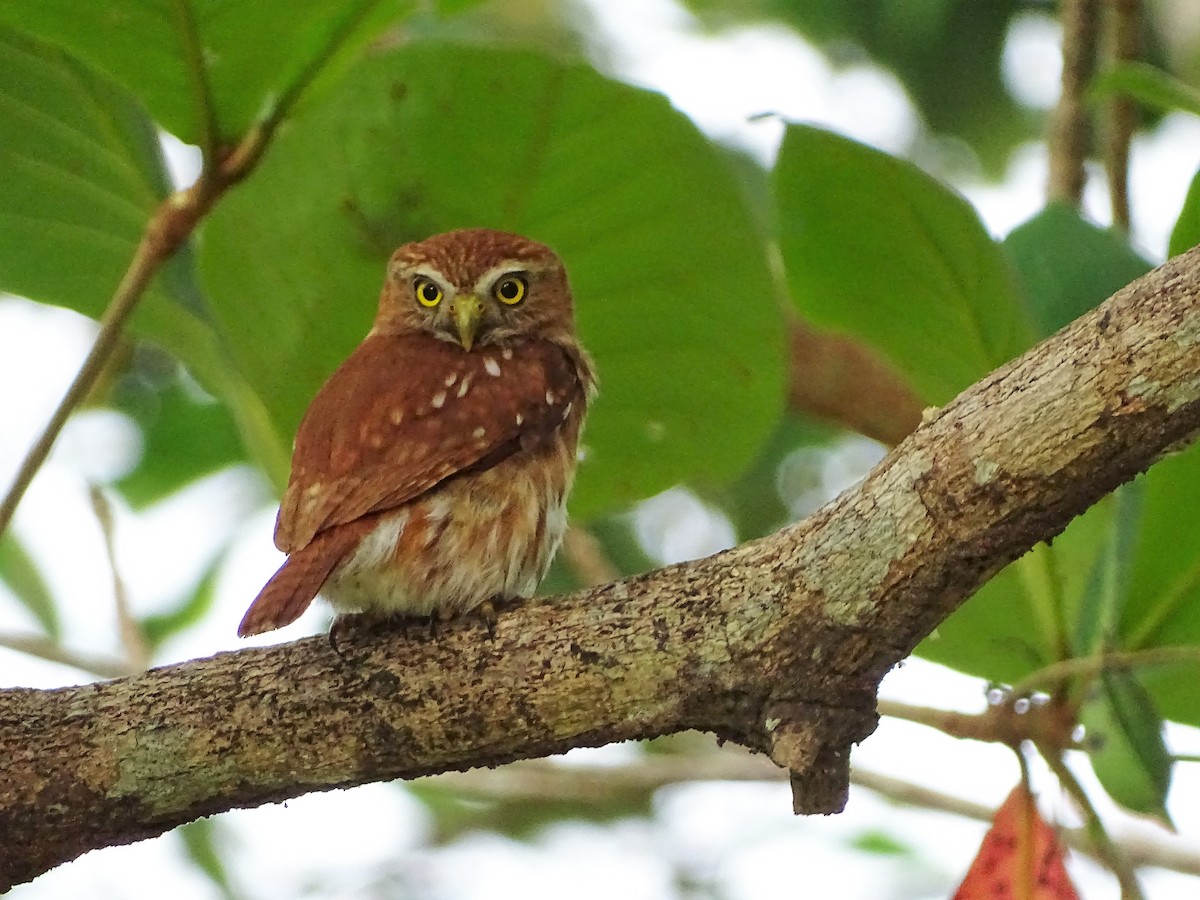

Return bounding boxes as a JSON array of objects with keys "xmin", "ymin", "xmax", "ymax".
[{"xmin": 321, "ymin": 425, "xmax": 578, "ymax": 617}]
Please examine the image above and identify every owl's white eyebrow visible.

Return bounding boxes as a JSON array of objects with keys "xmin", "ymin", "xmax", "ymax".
[
  {"xmin": 475, "ymin": 262, "xmax": 530, "ymax": 292},
  {"xmin": 409, "ymin": 266, "xmax": 454, "ymax": 290}
]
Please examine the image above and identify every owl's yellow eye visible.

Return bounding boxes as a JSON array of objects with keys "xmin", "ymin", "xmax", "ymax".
[
  {"xmin": 414, "ymin": 277, "xmax": 443, "ymax": 308},
  {"xmin": 494, "ymin": 275, "xmax": 527, "ymax": 305}
]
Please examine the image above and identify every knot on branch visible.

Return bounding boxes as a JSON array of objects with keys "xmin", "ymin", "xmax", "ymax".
[{"xmin": 761, "ymin": 701, "xmax": 879, "ymax": 815}]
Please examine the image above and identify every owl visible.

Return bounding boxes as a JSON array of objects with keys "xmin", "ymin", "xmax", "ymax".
[{"xmin": 238, "ymin": 229, "xmax": 597, "ymax": 637}]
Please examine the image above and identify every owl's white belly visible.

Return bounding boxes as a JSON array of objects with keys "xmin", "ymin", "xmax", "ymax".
[{"xmin": 321, "ymin": 447, "xmax": 571, "ymax": 617}]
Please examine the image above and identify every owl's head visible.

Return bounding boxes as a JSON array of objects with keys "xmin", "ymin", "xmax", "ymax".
[{"xmin": 374, "ymin": 228, "xmax": 577, "ymax": 350}]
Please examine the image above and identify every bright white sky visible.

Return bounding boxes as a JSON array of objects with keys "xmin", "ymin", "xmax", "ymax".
[{"xmin": 4, "ymin": 1, "xmax": 1200, "ymax": 897}]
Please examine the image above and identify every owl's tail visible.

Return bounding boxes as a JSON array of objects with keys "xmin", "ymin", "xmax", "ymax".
[{"xmin": 237, "ymin": 524, "xmax": 363, "ymax": 637}]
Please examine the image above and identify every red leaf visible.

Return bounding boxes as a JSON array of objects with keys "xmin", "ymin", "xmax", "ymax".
[{"xmin": 953, "ymin": 785, "xmax": 1081, "ymax": 900}]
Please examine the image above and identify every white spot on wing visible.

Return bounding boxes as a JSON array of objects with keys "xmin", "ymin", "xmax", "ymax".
[
  {"xmin": 445, "ymin": 372, "xmax": 458, "ymax": 387},
  {"xmin": 516, "ymin": 413, "xmax": 524, "ymax": 426},
  {"xmin": 484, "ymin": 357, "xmax": 501, "ymax": 378},
  {"xmin": 431, "ymin": 391, "xmax": 446, "ymax": 409},
  {"xmin": 457, "ymin": 377, "xmax": 471, "ymax": 398},
  {"xmin": 390, "ymin": 409, "xmax": 404, "ymax": 425},
  {"xmin": 501, "ymin": 347, "xmax": 513, "ymax": 361},
  {"xmin": 473, "ymin": 426, "xmax": 487, "ymax": 439},
  {"xmin": 545, "ymin": 389, "xmax": 555, "ymax": 405}
]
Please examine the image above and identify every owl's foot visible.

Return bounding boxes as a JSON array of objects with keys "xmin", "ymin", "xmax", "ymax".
[
  {"xmin": 476, "ymin": 598, "xmax": 498, "ymax": 640},
  {"xmin": 473, "ymin": 594, "xmax": 523, "ymax": 639}
]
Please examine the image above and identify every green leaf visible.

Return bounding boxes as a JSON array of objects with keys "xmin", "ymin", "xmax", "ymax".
[
  {"xmin": 408, "ymin": 779, "xmax": 653, "ymax": 844},
  {"xmin": 849, "ymin": 829, "xmax": 913, "ymax": 858},
  {"xmin": 141, "ymin": 552, "xmax": 223, "ymax": 648},
  {"xmin": 773, "ymin": 125, "xmax": 1034, "ymax": 405},
  {"xmin": 1003, "ymin": 203, "xmax": 1152, "ymax": 340},
  {"xmin": 1082, "ymin": 669, "xmax": 1173, "ymax": 822},
  {"xmin": 178, "ymin": 820, "xmax": 237, "ymax": 899},
  {"xmin": 1091, "ymin": 62, "xmax": 1200, "ymax": 118},
  {"xmin": 113, "ymin": 350, "xmax": 249, "ymax": 508},
  {"xmin": 0, "ymin": 1, "xmax": 416, "ymax": 145},
  {"xmin": 917, "ymin": 501, "xmax": 1114, "ymax": 683},
  {"xmin": 0, "ymin": 26, "xmax": 166, "ymax": 315},
  {"xmin": 1169, "ymin": 167, "xmax": 1200, "ymax": 258},
  {"xmin": 0, "ymin": 26, "xmax": 289, "ymax": 488},
  {"xmin": 716, "ymin": 413, "xmax": 844, "ymax": 542},
  {"xmin": 1074, "ymin": 483, "xmax": 1142, "ymax": 657},
  {"xmin": 1122, "ymin": 442, "xmax": 1200, "ymax": 725},
  {"xmin": 0, "ymin": 532, "xmax": 61, "ymax": 639},
  {"xmin": 200, "ymin": 43, "xmax": 786, "ymax": 518}
]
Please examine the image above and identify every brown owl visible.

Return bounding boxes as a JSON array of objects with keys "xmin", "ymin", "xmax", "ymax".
[{"xmin": 238, "ymin": 229, "xmax": 597, "ymax": 637}]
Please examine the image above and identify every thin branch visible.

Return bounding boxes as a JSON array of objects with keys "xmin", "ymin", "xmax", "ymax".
[
  {"xmin": 0, "ymin": 632, "xmax": 132, "ymax": 680},
  {"xmin": 427, "ymin": 755, "xmax": 1200, "ymax": 878},
  {"xmin": 562, "ymin": 526, "xmax": 621, "ymax": 587},
  {"xmin": 878, "ymin": 697, "xmax": 1077, "ymax": 749},
  {"xmin": 0, "ymin": 223, "xmax": 168, "ymax": 538},
  {"xmin": 851, "ymin": 766, "xmax": 1200, "ymax": 877},
  {"xmin": 1008, "ymin": 646, "xmax": 1200, "ymax": 698},
  {"xmin": 2, "ymin": 244, "xmax": 1198, "ymax": 887},
  {"xmin": 787, "ymin": 315, "xmax": 923, "ymax": 446},
  {"xmin": 171, "ymin": 0, "xmax": 221, "ymax": 170},
  {"xmin": 264, "ymin": 0, "xmax": 385, "ymax": 130},
  {"xmin": 1049, "ymin": 0, "xmax": 1100, "ymax": 205},
  {"xmin": 1104, "ymin": 0, "xmax": 1142, "ymax": 231},
  {"xmin": 1042, "ymin": 746, "xmax": 1146, "ymax": 899},
  {"xmin": 0, "ymin": 8, "xmax": 385, "ymax": 543},
  {"xmin": 88, "ymin": 487, "xmax": 148, "ymax": 671}
]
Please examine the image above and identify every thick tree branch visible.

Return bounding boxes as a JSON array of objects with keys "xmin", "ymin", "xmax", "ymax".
[{"xmin": 2, "ymin": 246, "xmax": 1200, "ymax": 889}]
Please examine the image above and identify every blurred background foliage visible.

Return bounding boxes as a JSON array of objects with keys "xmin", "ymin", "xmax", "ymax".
[{"xmin": 3, "ymin": 0, "xmax": 1200, "ymax": 896}]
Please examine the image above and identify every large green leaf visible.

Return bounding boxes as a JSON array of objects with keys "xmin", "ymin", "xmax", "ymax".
[
  {"xmin": 113, "ymin": 351, "xmax": 249, "ymax": 508},
  {"xmin": 0, "ymin": 26, "xmax": 169, "ymax": 317},
  {"xmin": 0, "ymin": 1, "xmax": 414, "ymax": 145},
  {"xmin": 1003, "ymin": 203, "xmax": 1151, "ymax": 340},
  {"xmin": 1122, "ymin": 442, "xmax": 1200, "ymax": 724},
  {"xmin": 200, "ymin": 43, "xmax": 786, "ymax": 518},
  {"xmin": 0, "ymin": 26, "xmax": 288, "ymax": 488},
  {"xmin": 916, "ymin": 500, "xmax": 1115, "ymax": 683},
  {"xmin": 1082, "ymin": 669, "xmax": 1173, "ymax": 823},
  {"xmin": 773, "ymin": 125, "xmax": 1035, "ymax": 405}
]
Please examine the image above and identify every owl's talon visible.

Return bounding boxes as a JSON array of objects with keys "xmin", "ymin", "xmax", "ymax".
[
  {"xmin": 478, "ymin": 598, "xmax": 498, "ymax": 640},
  {"xmin": 328, "ymin": 614, "xmax": 358, "ymax": 659}
]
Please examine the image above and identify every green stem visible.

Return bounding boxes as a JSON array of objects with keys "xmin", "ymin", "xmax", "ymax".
[
  {"xmin": 1016, "ymin": 543, "xmax": 1071, "ymax": 668},
  {"xmin": 1126, "ymin": 557, "xmax": 1200, "ymax": 649},
  {"xmin": 1040, "ymin": 745, "xmax": 1145, "ymax": 899},
  {"xmin": 0, "ymin": 3, "xmax": 389, "ymax": 542},
  {"xmin": 172, "ymin": 0, "xmax": 221, "ymax": 171},
  {"xmin": 1009, "ymin": 645, "xmax": 1200, "ymax": 697},
  {"xmin": 0, "ymin": 226, "xmax": 164, "ymax": 537}
]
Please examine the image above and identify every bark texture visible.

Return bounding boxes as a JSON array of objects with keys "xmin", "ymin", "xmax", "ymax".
[{"xmin": 3, "ymin": 245, "xmax": 1200, "ymax": 889}]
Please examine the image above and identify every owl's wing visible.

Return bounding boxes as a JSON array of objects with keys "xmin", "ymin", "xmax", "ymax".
[{"xmin": 274, "ymin": 333, "xmax": 584, "ymax": 553}]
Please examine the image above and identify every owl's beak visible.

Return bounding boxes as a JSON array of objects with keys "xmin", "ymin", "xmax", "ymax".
[{"xmin": 453, "ymin": 294, "xmax": 484, "ymax": 350}]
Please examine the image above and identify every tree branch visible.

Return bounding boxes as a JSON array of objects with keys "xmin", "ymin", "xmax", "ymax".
[
  {"xmin": 1049, "ymin": 0, "xmax": 1100, "ymax": 205},
  {"xmin": 1104, "ymin": 0, "xmax": 1142, "ymax": 232},
  {"xmin": 431, "ymin": 755, "xmax": 1200, "ymax": 877},
  {"xmin": 2, "ymin": 246, "xmax": 1200, "ymax": 889}
]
